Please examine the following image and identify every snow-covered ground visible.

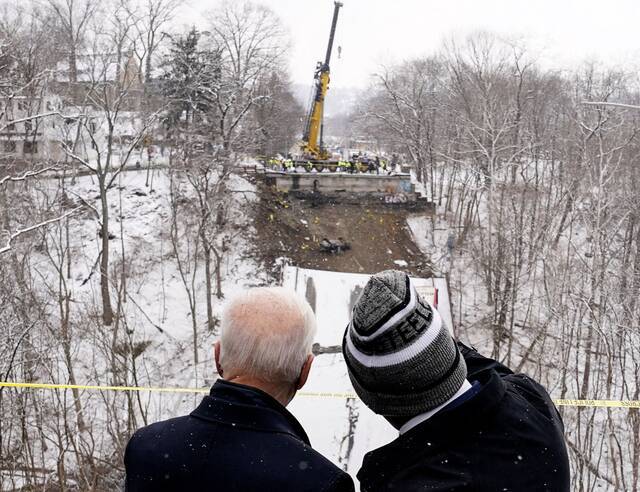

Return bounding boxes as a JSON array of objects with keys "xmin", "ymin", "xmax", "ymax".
[
  {"xmin": 27, "ymin": 165, "xmax": 572, "ymax": 489},
  {"xmin": 406, "ymin": 213, "xmax": 490, "ymax": 344},
  {"xmin": 53, "ymin": 170, "xmax": 454, "ymax": 485},
  {"xmin": 30, "ymin": 168, "xmax": 451, "ymax": 488},
  {"xmin": 284, "ymin": 266, "xmax": 454, "ymax": 480},
  {"xmin": 33, "ymin": 168, "xmax": 270, "ymax": 418},
  {"xmin": 17, "ymin": 162, "xmax": 635, "ymax": 490}
]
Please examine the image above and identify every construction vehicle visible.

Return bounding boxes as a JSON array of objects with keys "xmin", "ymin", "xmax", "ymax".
[
  {"xmin": 277, "ymin": 1, "xmax": 392, "ymax": 175},
  {"xmin": 299, "ymin": 1, "xmax": 343, "ymax": 162}
]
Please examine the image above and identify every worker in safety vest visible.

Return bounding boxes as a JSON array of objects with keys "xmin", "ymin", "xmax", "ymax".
[{"xmin": 306, "ymin": 161, "xmax": 313, "ymax": 172}]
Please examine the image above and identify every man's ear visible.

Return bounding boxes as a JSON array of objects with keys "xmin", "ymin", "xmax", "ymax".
[
  {"xmin": 214, "ymin": 341, "xmax": 223, "ymax": 377},
  {"xmin": 296, "ymin": 354, "xmax": 314, "ymax": 390}
]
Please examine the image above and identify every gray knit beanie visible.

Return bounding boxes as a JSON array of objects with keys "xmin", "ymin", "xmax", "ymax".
[{"xmin": 342, "ymin": 270, "xmax": 467, "ymax": 417}]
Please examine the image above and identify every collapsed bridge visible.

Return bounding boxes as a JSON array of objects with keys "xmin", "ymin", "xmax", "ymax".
[{"xmin": 264, "ymin": 170, "xmax": 422, "ymax": 204}]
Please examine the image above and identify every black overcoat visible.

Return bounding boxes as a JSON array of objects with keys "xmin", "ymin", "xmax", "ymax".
[
  {"xmin": 125, "ymin": 380, "xmax": 354, "ymax": 492},
  {"xmin": 357, "ymin": 343, "xmax": 570, "ymax": 491}
]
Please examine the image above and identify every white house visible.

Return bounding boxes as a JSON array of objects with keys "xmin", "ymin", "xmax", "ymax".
[{"xmin": 0, "ymin": 93, "xmax": 64, "ymax": 160}]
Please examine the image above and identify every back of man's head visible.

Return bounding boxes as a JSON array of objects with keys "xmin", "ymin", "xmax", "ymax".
[
  {"xmin": 342, "ymin": 270, "xmax": 467, "ymax": 417},
  {"xmin": 220, "ymin": 287, "xmax": 317, "ymax": 384}
]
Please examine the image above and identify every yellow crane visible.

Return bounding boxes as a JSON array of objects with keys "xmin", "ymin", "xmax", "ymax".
[{"xmin": 300, "ymin": 1, "xmax": 343, "ymax": 161}]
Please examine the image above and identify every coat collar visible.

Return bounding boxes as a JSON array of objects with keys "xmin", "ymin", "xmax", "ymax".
[
  {"xmin": 190, "ymin": 379, "xmax": 311, "ymax": 445},
  {"xmin": 358, "ymin": 370, "xmax": 506, "ymax": 485}
]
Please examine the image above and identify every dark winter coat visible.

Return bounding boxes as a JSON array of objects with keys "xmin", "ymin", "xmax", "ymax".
[
  {"xmin": 125, "ymin": 379, "xmax": 354, "ymax": 492},
  {"xmin": 357, "ymin": 343, "xmax": 570, "ymax": 491}
]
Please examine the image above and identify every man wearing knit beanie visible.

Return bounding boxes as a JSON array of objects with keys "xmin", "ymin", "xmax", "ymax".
[{"xmin": 343, "ymin": 270, "xmax": 570, "ymax": 491}]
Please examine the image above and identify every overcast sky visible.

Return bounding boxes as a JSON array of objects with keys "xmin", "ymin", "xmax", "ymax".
[{"xmin": 182, "ymin": 0, "xmax": 640, "ymax": 89}]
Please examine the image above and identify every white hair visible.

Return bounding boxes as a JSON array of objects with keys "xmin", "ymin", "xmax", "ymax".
[{"xmin": 219, "ymin": 287, "xmax": 317, "ymax": 383}]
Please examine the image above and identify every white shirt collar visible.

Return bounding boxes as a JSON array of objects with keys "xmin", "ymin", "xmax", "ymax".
[{"xmin": 399, "ymin": 379, "xmax": 473, "ymax": 435}]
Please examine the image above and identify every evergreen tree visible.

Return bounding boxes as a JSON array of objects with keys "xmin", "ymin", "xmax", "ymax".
[{"xmin": 161, "ymin": 27, "xmax": 220, "ymax": 130}]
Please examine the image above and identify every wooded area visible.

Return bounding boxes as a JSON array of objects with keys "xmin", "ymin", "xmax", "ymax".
[
  {"xmin": 0, "ymin": 0, "xmax": 638, "ymax": 489},
  {"xmin": 355, "ymin": 33, "xmax": 640, "ymax": 490}
]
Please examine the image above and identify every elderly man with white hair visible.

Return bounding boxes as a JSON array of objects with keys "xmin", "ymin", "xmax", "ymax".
[{"xmin": 125, "ymin": 287, "xmax": 354, "ymax": 492}]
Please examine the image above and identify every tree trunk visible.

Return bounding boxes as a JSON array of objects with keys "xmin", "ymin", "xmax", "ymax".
[
  {"xmin": 69, "ymin": 48, "xmax": 78, "ymax": 84},
  {"xmin": 99, "ymin": 180, "xmax": 114, "ymax": 325},
  {"xmin": 203, "ymin": 242, "xmax": 214, "ymax": 332},
  {"xmin": 213, "ymin": 247, "xmax": 223, "ymax": 299},
  {"xmin": 145, "ymin": 42, "xmax": 154, "ymax": 84}
]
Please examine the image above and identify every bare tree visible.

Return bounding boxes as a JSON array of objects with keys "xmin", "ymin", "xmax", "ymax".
[
  {"xmin": 125, "ymin": 0, "xmax": 183, "ymax": 85},
  {"xmin": 45, "ymin": 0, "xmax": 98, "ymax": 84},
  {"xmin": 205, "ymin": 0, "xmax": 287, "ymax": 152},
  {"xmin": 356, "ymin": 34, "xmax": 640, "ymax": 489},
  {"xmin": 362, "ymin": 58, "xmax": 442, "ymax": 195},
  {"xmin": 58, "ymin": 12, "xmax": 161, "ymax": 326}
]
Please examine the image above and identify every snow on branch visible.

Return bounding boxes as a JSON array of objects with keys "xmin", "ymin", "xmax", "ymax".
[
  {"xmin": 0, "ymin": 111, "xmax": 57, "ymax": 130},
  {"xmin": 0, "ymin": 166, "xmax": 61, "ymax": 187},
  {"xmin": 61, "ymin": 145, "xmax": 97, "ymax": 173},
  {"xmin": 0, "ymin": 109, "xmax": 87, "ymax": 133},
  {"xmin": 581, "ymin": 101, "xmax": 640, "ymax": 110},
  {"xmin": 0, "ymin": 206, "xmax": 83, "ymax": 256}
]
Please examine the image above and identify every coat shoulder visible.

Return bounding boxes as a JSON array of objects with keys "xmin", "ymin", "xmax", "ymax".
[
  {"xmin": 504, "ymin": 373, "xmax": 563, "ymax": 422},
  {"xmin": 126, "ymin": 416, "xmax": 189, "ymax": 451}
]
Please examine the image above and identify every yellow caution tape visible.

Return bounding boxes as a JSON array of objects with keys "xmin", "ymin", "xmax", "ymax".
[
  {"xmin": 299, "ymin": 391, "xmax": 358, "ymax": 398},
  {"xmin": 553, "ymin": 399, "xmax": 640, "ymax": 408},
  {"xmin": 0, "ymin": 381, "xmax": 209, "ymax": 394},
  {"xmin": 0, "ymin": 381, "xmax": 638, "ymax": 408}
]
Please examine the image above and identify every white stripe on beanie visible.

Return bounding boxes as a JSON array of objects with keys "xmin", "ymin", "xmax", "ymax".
[
  {"xmin": 346, "ymin": 303, "xmax": 443, "ymax": 368},
  {"xmin": 351, "ymin": 283, "xmax": 418, "ymax": 342}
]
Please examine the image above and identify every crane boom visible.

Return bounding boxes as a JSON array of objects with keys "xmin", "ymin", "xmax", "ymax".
[
  {"xmin": 324, "ymin": 1, "xmax": 341, "ymax": 67},
  {"xmin": 301, "ymin": 1, "xmax": 343, "ymax": 161}
]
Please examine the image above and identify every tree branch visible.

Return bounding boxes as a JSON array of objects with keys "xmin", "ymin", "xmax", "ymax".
[{"xmin": 0, "ymin": 206, "xmax": 83, "ymax": 255}]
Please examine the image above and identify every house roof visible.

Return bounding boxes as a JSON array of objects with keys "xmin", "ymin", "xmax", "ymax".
[{"xmin": 55, "ymin": 52, "xmax": 142, "ymax": 86}]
